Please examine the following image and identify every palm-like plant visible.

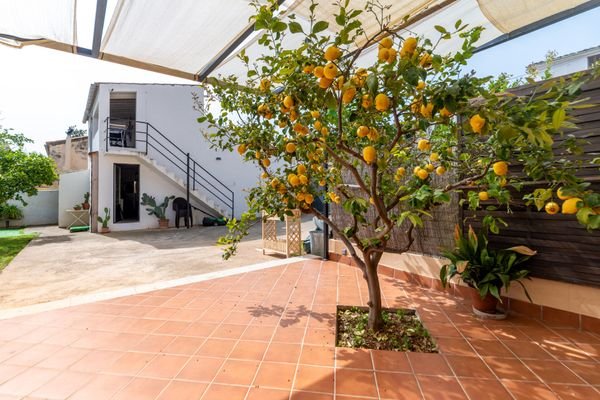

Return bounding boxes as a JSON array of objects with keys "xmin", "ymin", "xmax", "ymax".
[{"xmin": 440, "ymin": 225, "xmax": 536, "ymax": 302}]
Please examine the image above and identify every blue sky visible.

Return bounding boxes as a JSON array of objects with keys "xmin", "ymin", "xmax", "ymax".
[{"xmin": 0, "ymin": 5, "xmax": 599, "ymax": 153}]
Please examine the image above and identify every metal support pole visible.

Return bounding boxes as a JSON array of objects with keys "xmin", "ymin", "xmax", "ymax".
[
  {"xmin": 192, "ymin": 161, "xmax": 196, "ymax": 191},
  {"xmin": 105, "ymin": 118, "xmax": 109, "ymax": 152},
  {"xmin": 186, "ymin": 153, "xmax": 191, "ymax": 229},
  {"xmin": 145, "ymin": 124, "xmax": 149, "ymax": 155},
  {"xmin": 322, "ymin": 156, "xmax": 329, "ymax": 261}
]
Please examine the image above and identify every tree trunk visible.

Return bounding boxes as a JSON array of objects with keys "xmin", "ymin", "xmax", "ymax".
[{"xmin": 364, "ymin": 252, "xmax": 384, "ymax": 332}]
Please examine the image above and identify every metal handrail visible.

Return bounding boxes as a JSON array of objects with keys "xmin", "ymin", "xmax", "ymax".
[{"xmin": 104, "ymin": 117, "xmax": 234, "ymax": 218}]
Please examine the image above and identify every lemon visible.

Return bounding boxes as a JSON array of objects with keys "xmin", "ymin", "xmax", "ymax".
[
  {"xmin": 296, "ymin": 192, "xmax": 305, "ymax": 201},
  {"xmin": 289, "ymin": 175, "xmax": 300, "ymax": 187},
  {"xmin": 416, "ymin": 169, "xmax": 429, "ymax": 180},
  {"xmin": 259, "ymin": 78, "xmax": 271, "ymax": 92},
  {"xmin": 321, "ymin": 127, "xmax": 329, "ymax": 136},
  {"xmin": 237, "ymin": 144, "xmax": 247, "ymax": 155},
  {"xmin": 313, "ymin": 66, "xmax": 324, "ymax": 78},
  {"xmin": 362, "ymin": 94, "xmax": 372, "ymax": 109},
  {"xmin": 357, "ymin": 125, "xmax": 370, "ymax": 138},
  {"xmin": 270, "ymin": 178, "xmax": 279, "ymax": 188},
  {"xmin": 310, "ymin": 110, "xmax": 320, "ymax": 118},
  {"xmin": 375, "ymin": 93, "xmax": 390, "ymax": 112},
  {"xmin": 470, "ymin": 114, "xmax": 486, "ymax": 134},
  {"xmin": 293, "ymin": 123, "xmax": 308, "ymax": 135},
  {"xmin": 440, "ymin": 107, "xmax": 452, "ymax": 118},
  {"xmin": 319, "ymin": 77, "xmax": 333, "ymax": 89},
  {"xmin": 290, "ymin": 109, "xmax": 298, "ymax": 121},
  {"xmin": 285, "ymin": 142, "xmax": 297, "ymax": 153},
  {"xmin": 297, "ymin": 164, "xmax": 307, "ymax": 174},
  {"xmin": 314, "ymin": 120, "xmax": 322, "ymax": 131},
  {"xmin": 342, "ymin": 87, "xmax": 357, "ymax": 104},
  {"xmin": 323, "ymin": 62, "xmax": 339, "ymax": 79},
  {"xmin": 368, "ymin": 128, "xmax": 379, "ymax": 141},
  {"xmin": 493, "ymin": 161, "xmax": 508, "ymax": 176},
  {"xmin": 562, "ymin": 197, "xmax": 582, "ymax": 214},
  {"xmin": 336, "ymin": 76, "xmax": 345, "ymax": 90},
  {"xmin": 425, "ymin": 163, "xmax": 435, "ymax": 172},
  {"xmin": 417, "ymin": 139, "xmax": 430, "ymax": 151},
  {"xmin": 304, "ymin": 193, "xmax": 314, "ymax": 204},
  {"xmin": 299, "ymin": 175, "xmax": 308, "ymax": 185},
  {"xmin": 386, "ymin": 48, "xmax": 397, "ymax": 63},
  {"xmin": 378, "ymin": 48, "xmax": 390, "ymax": 62},
  {"xmin": 430, "ymin": 152, "xmax": 439, "ymax": 162},
  {"xmin": 278, "ymin": 120, "xmax": 287, "ymax": 128},
  {"xmin": 413, "ymin": 166, "xmax": 421, "ymax": 174},
  {"xmin": 363, "ymin": 146, "xmax": 377, "ymax": 164},
  {"xmin": 379, "ymin": 36, "xmax": 393, "ymax": 49},
  {"xmin": 416, "ymin": 80, "xmax": 426, "ymax": 90},
  {"xmin": 319, "ymin": 179, "xmax": 326, "ymax": 186},
  {"xmin": 283, "ymin": 95, "xmax": 294, "ymax": 109},
  {"xmin": 420, "ymin": 103, "xmax": 434, "ymax": 119},
  {"xmin": 302, "ymin": 64, "xmax": 314, "ymax": 74},
  {"xmin": 478, "ymin": 191, "xmax": 489, "ymax": 201},
  {"xmin": 324, "ymin": 46, "xmax": 342, "ymax": 61},
  {"xmin": 557, "ymin": 187, "xmax": 572, "ymax": 200},
  {"xmin": 255, "ymin": 151, "xmax": 261, "ymax": 159},
  {"xmin": 545, "ymin": 201, "xmax": 559, "ymax": 215},
  {"xmin": 436, "ymin": 166, "xmax": 446, "ymax": 176},
  {"xmin": 400, "ymin": 37, "xmax": 417, "ymax": 58},
  {"xmin": 419, "ymin": 53, "xmax": 432, "ymax": 67},
  {"xmin": 396, "ymin": 167, "xmax": 406, "ymax": 176},
  {"xmin": 261, "ymin": 158, "xmax": 270, "ymax": 168}
]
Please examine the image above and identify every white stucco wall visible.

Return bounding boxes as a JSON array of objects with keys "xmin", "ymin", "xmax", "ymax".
[
  {"xmin": 87, "ymin": 83, "xmax": 260, "ymax": 219},
  {"xmin": 58, "ymin": 170, "xmax": 91, "ymax": 228},
  {"xmin": 6, "ymin": 190, "xmax": 58, "ymax": 227},
  {"xmin": 96, "ymin": 154, "xmax": 213, "ymax": 231}
]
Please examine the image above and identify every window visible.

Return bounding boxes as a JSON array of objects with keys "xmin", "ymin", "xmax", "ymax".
[{"xmin": 588, "ymin": 54, "xmax": 600, "ymax": 68}]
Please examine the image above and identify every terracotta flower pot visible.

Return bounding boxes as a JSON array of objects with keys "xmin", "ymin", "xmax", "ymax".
[
  {"xmin": 158, "ymin": 219, "xmax": 169, "ymax": 229},
  {"xmin": 82, "ymin": 202, "xmax": 90, "ymax": 210},
  {"xmin": 471, "ymin": 291, "xmax": 499, "ymax": 314},
  {"xmin": 100, "ymin": 226, "xmax": 110, "ymax": 234}
]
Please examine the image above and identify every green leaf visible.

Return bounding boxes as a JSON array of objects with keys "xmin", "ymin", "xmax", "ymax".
[
  {"xmin": 288, "ymin": 21, "xmax": 303, "ymax": 33},
  {"xmin": 552, "ymin": 107, "xmax": 566, "ymax": 130},
  {"xmin": 312, "ymin": 21, "xmax": 329, "ymax": 34}
]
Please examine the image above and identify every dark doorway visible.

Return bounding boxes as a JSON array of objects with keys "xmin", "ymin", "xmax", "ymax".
[
  {"xmin": 114, "ymin": 164, "xmax": 140, "ymax": 223},
  {"xmin": 109, "ymin": 92, "xmax": 136, "ymax": 148}
]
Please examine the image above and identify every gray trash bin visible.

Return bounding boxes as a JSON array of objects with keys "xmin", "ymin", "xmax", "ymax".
[{"xmin": 310, "ymin": 230, "xmax": 325, "ymax": 258}]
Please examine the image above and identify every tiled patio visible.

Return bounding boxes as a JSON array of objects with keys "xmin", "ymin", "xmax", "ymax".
[{"xmin": 0, "ymin": 260, "xmax": 597, "ymax": 399}]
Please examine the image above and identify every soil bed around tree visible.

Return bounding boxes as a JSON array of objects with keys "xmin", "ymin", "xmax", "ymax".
[{"xmin": 336, "ymin": 306, "xmax": 438, "ymax": 352}]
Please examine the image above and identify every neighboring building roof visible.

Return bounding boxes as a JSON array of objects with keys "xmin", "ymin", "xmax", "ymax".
[
  {"xmin": 44, "ymin": 136, "xmax": 88, "ymax": 156},
  {"xmin": 82, "ymin": 82, "xmax": 201, "ymax": 123},
  {"xmin": 529, "ymin": 45, "xmax": 600, "ymax": 69}
]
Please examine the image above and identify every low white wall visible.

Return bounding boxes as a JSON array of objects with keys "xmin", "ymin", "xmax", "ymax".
[
  {"xmin": 6, "ymin": 190, "xmax": 58, "ymax": 227},
  {"xmin": 58, "ymin": 170, "xmax": 91, "ymax": 228}
]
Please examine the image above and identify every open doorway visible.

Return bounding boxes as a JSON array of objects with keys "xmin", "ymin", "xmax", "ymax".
[
  {"xmin": 109, "ymin": 92, "xmax": 136, "ymax": 148},
  {"xmin": 114, "ymin": 164, "xmax": 139, "ymax": 223}
]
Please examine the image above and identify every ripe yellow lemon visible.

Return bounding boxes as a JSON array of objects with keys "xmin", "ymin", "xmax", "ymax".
[
  {"xmin": 362, "ymin": 94, "xmax": 372, "ymax": 109},
  {"xmin": 367, "ymin": 128, "xmax": 379, "ymax": 141},
  {"xmin": 430, "ymin": 152, "xmax": 439, "ymax": 162},
  {"xmin": 319, "ymin": 77, "xmax": 333, "ymax": 89},
  {"xmin": 379, "ymin": 36, "xmax": 393, "ymax": 49},
  {"xmin": 313, "ymin": 66, "xmax": 324, "ymax": 78},
  {"xmin": 283, "ymin": 95, "xmax": 294, "ymax": 109},
  {"xmin": 386, "ymin": 48, "xmax": 397, "ymax": 63},
  {"xmin": 396, "ymin": 167, "xmax": 406, "ymax": 176},
  {"xmin": 304, "ymin": 193, "xmax": 314, "ymax": 204},
  {"xmin": 270, "ymin": 178, "xmax": 279, "ymax": 188},
  {"xmin": 470, "ymin": 114, "xmax": 486, "ymax": 134},
  {"xmin": 424, "ymin": 163, "xmax": 434, "ymax": 172},
  {"xmin": 400, "ymin": 37, "xmax": 417, "ymax": 58},
  {"xmin": 237, "ymin": 143, "xmax": 247, "ymax": 155},
  {"xmin": 310, "ymin": 110, "xmax": 320, "ymax": 118},
  {"xmin": 314, "ymin": 120, "xmax": 322, "ymax": 130},
  {"xmin": 255, "ymin": 150, "xmax": 261, "ymax": 159},
  {"xmin": 261, "ymin": 158, "xmax": 270, "ymax": 168},
  {"xmin": 319, "ymin": 179, "xmax": 326, "ymax": 186},
  {"xmin": 321, "ymin": 127, "xmax": 329, "ymax": 136},
  {"xmin": 375, "ymin": 93, "xmax": 390, "ymax": 112},
  {"xmin": 493, "ymin": 161, "xmax": 508, "ymax": 176},
  {"xmin": 259, "ymin": 78, "xmax": 271, "ymax": 92},
  {"xmin": 416, "ymin": 80, "xmax": 426, "ymax": 90},
  {"xmin": 416, "ymin": 168, "xmax": 429, "ymax": 180},
  {"xmin": 436, "ymin": 166, "xmax": 446, "ymax": 175},
  {"xmin": 378, "ymin": 48, "xmax": 390, "ymax": 62},
  {"xmin": 363, "ymin": 146, "xmax": 377, "ymax": 164},
  {"xmin": 297, "ymin": 164, "xmax": 307, "ymax": 175},
  {"xmin": 342, "ymin": 87, "xmax": 357, "ymax": 104},
  {"xmin": 561, "ymin": 197, "xmax": 582, "ymax": 214},
  {"xmin": 419, "ymin": 53, "xmax": 432, "ymax": 67},
  {"xmin": 357, "ymin": 125, "xmax": 369, "ymax": 138},
  {"xmin": 324, "ymin": 46, "xmax": 342, "ymax": 61},
  {"xmin": 440, "ymin": 107, "xmax": 452, "ymax": 118},
  {"xmin": 299, "ymin": 174, "xmax": 309, "ymax": 185},
  {"xmin": 302, "ymin": 64, "xmax": 314, "ymax": 74},
  {"xmin": 289, "ymin": 175, "xmax": 300, "ymax": 187},
  {"xmin": 417, "ymin": 139, "xmax": 431, "ymax": 151},
  {"xmin": 323, "ymin": 62, "xmax": 339, "ymax": 79},
  {"xmin": 289, "ymin": 109, "xmax": 298, "ymax": 121},
  {"xmin": 285, "ymin": 142, "xmax": 296, "ymax": 153},
  {"xmin": 478, "ymin": 191, "xmax": 489, "ymax": 201},
  {"xmin": 557, "ymin": 187, "xmax": 572, "ymax": 200},
  {"xmin": 545, "ymin": 201, "xmax": 559, "ymax": 215},
  {"xmin": 420, "ymin": 103, "xmax": 434, "ymax": 119}
]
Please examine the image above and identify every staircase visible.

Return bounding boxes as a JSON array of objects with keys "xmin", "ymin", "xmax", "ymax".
[{"xmin": 105, "ymin": 118, "xmax": 234, "ymax": 219}]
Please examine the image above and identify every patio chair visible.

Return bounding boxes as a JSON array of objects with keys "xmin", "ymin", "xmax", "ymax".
[{"xmin": 172, "ymin": 197, "xmax": 193, "ymax": 228}]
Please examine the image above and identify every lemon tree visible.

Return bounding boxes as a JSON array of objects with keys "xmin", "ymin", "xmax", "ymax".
[{"xmin": 198, "ymin": 0, "xmax": 599, "ymax": 331}]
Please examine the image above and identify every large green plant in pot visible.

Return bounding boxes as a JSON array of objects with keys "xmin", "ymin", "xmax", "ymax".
[
  {"xmin": 440, "ymin": 225, "xmax": 536, "ymax": 315},
  {"xmin": 141, "ymin": 194, "xmax": 174, "ymax": 228}
]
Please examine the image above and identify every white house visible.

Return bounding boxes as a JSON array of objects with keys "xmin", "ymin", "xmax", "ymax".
[
  {"xmin": 82, "ymin": 82, "xmax": 259, "ymax": 232},
  {"xmin": 529, "ymin": 45, "xmax": 600, "ymax": 78}
]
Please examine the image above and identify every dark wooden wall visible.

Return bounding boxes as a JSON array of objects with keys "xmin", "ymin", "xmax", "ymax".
[{"xmin": 470, "ymin": 73, "xmax": 600, "ymax": 287}]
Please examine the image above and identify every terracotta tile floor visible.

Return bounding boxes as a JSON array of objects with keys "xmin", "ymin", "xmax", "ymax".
[{"xmin": 0, "ymin": 260, "xmax": 598, "ymax": 399}]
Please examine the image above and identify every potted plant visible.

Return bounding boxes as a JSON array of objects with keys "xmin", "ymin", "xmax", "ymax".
[
  {"xmin": 97, "ymin": 207, "xmax": 111, "ymax": 233},
  {"xmin": 73, "ymin": 204, "xmax": 82, "ymax": 211},
  {"xmin": 141, "ymin": 193, "xmax": 174, "ymax": 228},
  {"xmin": 440, "ymin": 225, "xmax": 536, "ymax": 317},
  {"xmin": 82, "ymin": 192, "xmax": 90, "ymax": 210},
  {"xmin": 0, "ymin": 204, "xmax": 23, "ymax": 228}
]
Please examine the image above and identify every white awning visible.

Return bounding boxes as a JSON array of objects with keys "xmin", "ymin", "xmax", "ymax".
[{"xmin": 0, "ymin": 0, "xmax": 596, "ymax": 81}]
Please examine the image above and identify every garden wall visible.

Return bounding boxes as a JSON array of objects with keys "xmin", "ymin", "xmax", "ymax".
[
  {"xmin": 58, "ymin": 170, "xmax": 90, "ymax": 228},
  {"xmin": 6, "ymin": 189, "xmax": 58, "ymax": 227}
]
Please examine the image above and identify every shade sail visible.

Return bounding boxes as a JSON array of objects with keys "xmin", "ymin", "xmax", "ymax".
[{"xmin": 0, "ymin": 0, "xmax": 597, "ymax": 80}]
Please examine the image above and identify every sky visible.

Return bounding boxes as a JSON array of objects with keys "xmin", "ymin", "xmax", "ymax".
[{"xmin": 0, "ymin": 5, "xmax": 599, "ymax": 153}]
